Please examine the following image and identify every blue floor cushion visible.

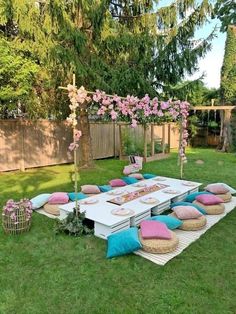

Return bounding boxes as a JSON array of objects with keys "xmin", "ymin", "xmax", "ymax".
[
  {"xmin": 98, "ymin": 185, "xmax": 112, "ymax": 192},
  {"xmin": 143, "ymin": 173, "xmax": 156, "ymax": 179},
  {"xmin": 30, "ymin": 193, "xmax": 51, "ymax": 209},
  {"xmin": 106, "ymin": 227, "xmax": 142, "ymax": 258},
  {"xmin": 122, "ymin": 177, "xmax": 139, "ymax": 185},
  {"xmin": 68, "ymin": 192, "xmax": 88, "ymax": 201}
]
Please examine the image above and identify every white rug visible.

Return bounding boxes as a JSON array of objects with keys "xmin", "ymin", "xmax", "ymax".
[{"xmin": 135, "ymin": 196, "xmax": 236, "ymax": 266}]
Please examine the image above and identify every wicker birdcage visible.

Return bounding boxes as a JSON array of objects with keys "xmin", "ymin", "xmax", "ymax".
[{"xmin": 2, "ymin": 208, "xmax": 32, "ymax": 235}]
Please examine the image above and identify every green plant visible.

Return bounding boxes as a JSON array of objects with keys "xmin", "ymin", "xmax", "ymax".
[{"xmin": 55, "ymin": 211, "xmax": 94, "ymax": 236}]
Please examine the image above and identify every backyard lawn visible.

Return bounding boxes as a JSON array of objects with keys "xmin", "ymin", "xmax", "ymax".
[{"xmin": 1, "ymin": 148, "xmax": 236, "ymax": 314}]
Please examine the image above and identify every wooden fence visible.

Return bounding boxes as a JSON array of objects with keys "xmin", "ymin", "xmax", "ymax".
[{"xmin": 0, "ymin": 120, "xmax": 179, "ymax": 171}]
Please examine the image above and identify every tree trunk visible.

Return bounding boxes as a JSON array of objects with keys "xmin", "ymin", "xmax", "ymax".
[
  {"xmin": 78, "ymin": 101, "xmax": 94, "ymax": 168},
  {"xmin": 220, "ymin": 110, "xmax": 232, "ymax": 152}
]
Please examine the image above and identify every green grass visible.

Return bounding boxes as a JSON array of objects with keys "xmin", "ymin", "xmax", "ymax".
[{"xmin": 1, "ymin": 148, "xmax": 236, "ymax": 314}]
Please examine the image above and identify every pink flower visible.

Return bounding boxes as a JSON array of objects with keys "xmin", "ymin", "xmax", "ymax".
[
  {"xmin": 131, "ymin": 119, "xmax": 138, "ymax": 128},
  {"xmin": 68, "ymin": 142, "xmax": 79, "ymax": 151},
  {"xmin": 74, "ymin": 130, "xmax": 82, "ymax": 140}
]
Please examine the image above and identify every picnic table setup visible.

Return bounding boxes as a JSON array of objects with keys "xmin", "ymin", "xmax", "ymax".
[{"xmin": 59, "ymin": 176, "xmax": 201, "ymax": 239}]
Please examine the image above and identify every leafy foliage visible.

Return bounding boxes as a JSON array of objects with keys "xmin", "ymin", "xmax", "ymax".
[
  {"xmin": 55, "ymin": 211, "xmax": 94, "ymax": 236},
  {"xmin": 220, "ymin": 25, "xmax": 236, "ymax": 104},
  {"xmin": 0, "ymin": 37, "xmax": 39, "ymax": 117},
  {"xmin": 215, "ymin": 0, "xmax": 236, "ymax": 32},
  {"xmin": 0, "ymin": 0, "xmax": 215, "ymax": 118}
]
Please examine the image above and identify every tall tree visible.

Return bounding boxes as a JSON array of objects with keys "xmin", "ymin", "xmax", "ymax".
[{"xmin": 0, "ymin": 0, "xmax": 215, "ymax": 165}]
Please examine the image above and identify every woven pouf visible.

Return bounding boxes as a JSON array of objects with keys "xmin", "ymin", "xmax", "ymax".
[
  {"xmin": 215, "ymin": 192, "xmax": 232, "ymax": 203},
  {"xmin": 169, "ymin": 212, "xmax": 207, "ymax": 231},
  {"xmin": 43, "ymin": 203, "xmax": 60, "ymax": 216},
  {"xmin": 139, "ymin": 230, "xmax": 179, "ymax": 254},
  {"xmin": 193, "ymin": 200, "xmax": 225, "ymax": 215}
]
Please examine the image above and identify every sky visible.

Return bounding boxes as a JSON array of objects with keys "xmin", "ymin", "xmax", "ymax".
[{"xmin": 157, "ymin": 0, "xmax": 226, "ymax": 89}]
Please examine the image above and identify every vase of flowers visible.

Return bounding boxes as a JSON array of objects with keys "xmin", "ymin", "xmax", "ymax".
[{"xmin": 2, "ymin": 199, "xmax": 33, "ymax": 235}]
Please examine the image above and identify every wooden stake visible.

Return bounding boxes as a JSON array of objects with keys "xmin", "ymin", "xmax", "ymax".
[
  {"xmin": 151, "ymin": 125, "xmax": 154, "ymax": 156},
  {"xmin": 143, "ymin": 125, "xmax": 147, "ymax": 162}
]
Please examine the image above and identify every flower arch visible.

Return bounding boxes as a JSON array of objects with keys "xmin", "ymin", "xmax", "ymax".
[{"xmin": 66, "ymin": 84, "xmax": 190, "ymax": 178}]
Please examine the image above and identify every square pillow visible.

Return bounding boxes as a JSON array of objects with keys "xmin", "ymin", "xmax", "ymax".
[
  {"xmin": 195, "ymin": 194, "xmax": 224, "ymax": 205},
  {"xmin": 217, "ymin": 183, "xmax": 236, "ymax": 194},
  {"xmin": 109, "ymin": 179, "xmax": 127, "ymax": 187},
  {"xmin": 172, "ymin": 206, "xmax": 202, "ymax": 220},
  {"xmin": 184, "ymin": 191, "xmax": 212, "ymax": 203},
  {"xmin": 106, "ymin": 227, "xmax": 142, "ymax": 259},
  {"xmin": 170, "ymin": 201, "xmax": 207, "ymax": 215},
  {"xmin": 122, "ymin": 177, "xmax": 139, "ymax": 185},
  {"xmin": 30, "ymin": 193, "xmax": 51, "ymax": 209},
  {"xmin": 205, "ymin": 183, "xmax": 230, "ymax": 194},
  {"xmin": 143, "ymin": 173, "xmax": 156, "ymax": 179},
  {"xmin": 68, "ymin": 192, "xmax": 88, "ymax": 201},
  {"xmin": 149, "ymin": 215, "xmax": 183, "ymax": 230},
  {"xmin": 140, "ymin": 220, "xmax": 171, "ymax": 239},
  {"xmin": 48, "ymin": 192, "xmax": 69, "ymax": 204},
  {"xmin": 81, "ymin": 185, "xmax": 101, "ymax": 194},
  {"xmin": 128, "ymin": 173, "xmax": 144, "ymax": 180},
  {"xmin": 98, "ymin": 185, "xmax": 112, "ymax": 193}
]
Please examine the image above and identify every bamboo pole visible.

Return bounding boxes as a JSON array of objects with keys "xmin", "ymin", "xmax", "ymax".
[
  {"xmin": 119, "ymin": 125, "xmax": 123, "ymax": 160},
  {"xmin": 167, "ymin": 123, "xmax": 171, "ymax": 153},
  {"xmin": 151, "ymin": 125, "xmax": 154, "ymax": 156},
  {"xmin": 162, "ymin": 124, "xmax": 166, "ymax": 154},
  {"xmin": 143, "ymin": 126, "xmax": 147, "ymax": 162}
]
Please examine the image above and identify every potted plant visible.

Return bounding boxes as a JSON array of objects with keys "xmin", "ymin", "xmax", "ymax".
[{"xmin": 2, "ymin": 199, "xmax": 33, "ymax": 234}]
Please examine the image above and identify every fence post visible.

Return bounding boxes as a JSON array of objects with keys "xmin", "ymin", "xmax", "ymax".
[
  {"xmin": 19, "ymin": 119, "xmax": 25, "ymax": 171},
  {"xmin": 162, "ymin": 124, "xmax": 166, "ymax": 154}
]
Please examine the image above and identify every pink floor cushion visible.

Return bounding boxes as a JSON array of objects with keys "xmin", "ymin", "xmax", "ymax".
[
  {"xmin": 48, "ymin": 192, "xmax": 69, "ymax": 204},
  {"xmin": 205, "ymin": 183, "xmax": 230, "ymax": 194},
  {"xmin": 128, "ymin": 173, "xmax": 144, "ymax": 180},
  {"xmin": 109, "ymin": 179, "xmax": 127, "ymax": 187},
  {"xmin": 81, "ymin": 185, "xmax": 101, "ymax": 194},
  {"xmin": 195, "ymin": 194, "xmax": 224, "ymax": 205},
  {"xmin": 140, "ymin": 220, "xmax": 172, "ymax": 240},
  {"xmin": 172, "ymin": 205, "xmax": 202, "ymax": 220}
]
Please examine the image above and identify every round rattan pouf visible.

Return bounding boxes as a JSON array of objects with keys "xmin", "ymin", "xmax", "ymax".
[
  {"xmin": 193, "ymin": 201, "xmax": 225, "ymax": 215},
  {"xmin": 43, "ymin": 203, "xmax": 60, "ymax": 216},
  {"xmin": 169, "ymin": 212, "xmax": 207, "ymax": 231},
  {"xmin": 215, "ymin": 192, "xmax": 232, "ymax": 203},
  {"xmin": 139, "ymin": 230, "xmax": 179, "ymax": 254}
]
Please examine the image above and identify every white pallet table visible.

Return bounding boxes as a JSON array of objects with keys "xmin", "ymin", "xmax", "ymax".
[{"xmin": 59, "ymin": 176, "xmax": 202, "ymax": 239}]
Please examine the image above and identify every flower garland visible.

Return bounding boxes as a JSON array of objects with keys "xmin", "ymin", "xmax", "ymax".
[
  {"xmin": 66, "ymin": 85, "xmax": 87, "ymax": 215},
  {"xmin": 66, "ymin": 85, "xmax": 190, "ymax": 174}
]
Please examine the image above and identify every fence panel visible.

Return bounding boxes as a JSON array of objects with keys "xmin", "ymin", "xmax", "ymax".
[{"xmin": 0, "ymin": 120, "xmax": 179, "ymax": 171}]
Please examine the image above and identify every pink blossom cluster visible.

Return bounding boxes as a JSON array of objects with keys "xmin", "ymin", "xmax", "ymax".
[
  {"xmin": 67, "ymin": 85, "xmax": 91, "ymax": 127},
  {"xmin": 92, "ymin": 90, "xmax": 189, "ymax": 127},
  {"xmin": 93, "ymin": 90, "xmax": 190, "ymax": 162},
  {"xmin": 178, "ymin": 101, "xmax": 190, "ymax": 162},
  {"xmin": 68, "ymin": 130, "xmax": 82, "ymax": 151},
  {"xmin": 3, "ymin": 199, "xmax": 33, "ymax": 224}
]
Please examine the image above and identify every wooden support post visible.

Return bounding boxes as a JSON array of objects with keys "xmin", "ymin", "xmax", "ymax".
[
  {"xmin": 167, "ymin": 123, "xmax": 171, "ymax": 153},
  {"xmin": 119, "ymin": 125, "xmax": 123, "ymax": 160},
  {"xmin": 151, "ymin": 125, "xmax": 155, "ymax": 156},
  {"xmin": 143, "ymin": 125, "xmax": 147, "ymax": 162},
  {"xmin": 19, "ymin": 119, "xmax": 25, "ymax": 171},
  {"xmin": 113, "ymin": 122, "xmax": 116, "ymax": 158},
  {"xmin": 162, "ymin": 124, "xmax": 166, "ymax": 154}
]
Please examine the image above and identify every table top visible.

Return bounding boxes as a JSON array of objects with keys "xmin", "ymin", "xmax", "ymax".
[{"xmin": 59, "ymin": 176, "xmax": 201, "ymax": 227}]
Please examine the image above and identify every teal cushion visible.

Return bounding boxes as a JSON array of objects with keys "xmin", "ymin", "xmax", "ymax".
[
  {"xmin": 106, "ymin": 227, "xmax": 142, "ymax": 258},
  {"xmin": 122, "ymin": 177, "xmax": 139, "ymax": 185},
  {"xmin": 148, "ymin": 215, "xmax": 183, "ymax": 229},
  {"xmin": 184, "ymin": 191, "xmax": 212, "ymax": 203},
  {"xmin": 30, "ymin": 193, "xmax": 51, "ymax": 209},
  {"xmin": 143, "ymin": 173, "xmax": 156, "ymax": 179},
  {"xmin": 68, "ymin": 192, "xmax": 88, "ymax": 201},
  {"xmin": 98, "ymin": 185, "xmax": 112, "ymax": 192},
  {"xmin": 171, "ymin": 201, "xmax": 207, "ymax": 215}
]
